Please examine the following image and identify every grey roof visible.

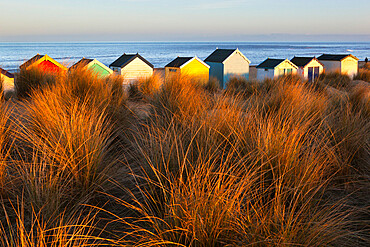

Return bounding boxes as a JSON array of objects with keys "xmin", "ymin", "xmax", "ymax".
[
  {"xmin": 204, "ymin": 49, "xmax": 236, "ymax": 63},
  {"xmin": 165, "ymin": 57, "xmax": 193, "ymax": 68},
  {"xmin": 0, "ymin": 68, "xmax": 14, "ymax": 78},
  {"xmin": 69, "ymin": 58, "xmax": 93, "ymax": 70},
  {"xmin": 290, "ymin": 57, "xmax": 315, "ymax": 67},
  {"xmin": 256, "ymin": 58, "xmax": 285, "ymax": 69},
  {"xmin": 318, "ymin": 54, "xmax": 358, "ymax": 61},
  {"xmin": 109, "ymin": 53, "xmax": 154, "ymax": 68},
  {"xmin": 20, "ymin": 54, "xmax": 44, "ymax": 69}
]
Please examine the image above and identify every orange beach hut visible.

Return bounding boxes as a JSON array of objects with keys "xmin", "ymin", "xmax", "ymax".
[{"xmin": 20, "ymin": 54, "xmax": 67, "ymax": 73}]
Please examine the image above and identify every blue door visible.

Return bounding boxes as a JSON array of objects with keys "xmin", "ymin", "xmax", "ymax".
[
  {"xmin": 314, "ymin": 67, "xmax": 320, "ymax": 81},
  {"xmin": 308, "ymin": 67, "xmax": 313, "ymax": 82}
]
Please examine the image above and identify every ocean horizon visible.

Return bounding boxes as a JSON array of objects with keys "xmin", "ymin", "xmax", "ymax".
[{"xmin": 1, "ymin": 41, "xmax": 369, "ymax": 73}]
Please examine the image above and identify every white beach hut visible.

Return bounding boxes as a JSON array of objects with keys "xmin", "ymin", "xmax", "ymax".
[
  {"xmin": 317, "ymin": 54, "xmax": 359, "ymax": 78},
  {"xmin": 256, "ymin": 58, "xmax": 298, "ymax": 81},
  {"xmin": 290, "ymin": 57, "xmax": 324, "ymax": 82},
  {"xmin": 204, "ymin": 48, "xmax": 250, "ymax": 88},
  {"xmin": 109, "ymin": 53, "xmax": 154, "ymax": 83}
]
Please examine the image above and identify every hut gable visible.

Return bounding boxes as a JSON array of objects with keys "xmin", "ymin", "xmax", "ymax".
[
  {"xmin": 70, "ymin": 58, "xmax": 113, "ymax": 77},
  {"xmin": 20, "ymin": 54, "xmax": 67, "ymax": 72},
  {"xmin": 290, "ymin": 57, "xmax": 324, "ymax": 81}
]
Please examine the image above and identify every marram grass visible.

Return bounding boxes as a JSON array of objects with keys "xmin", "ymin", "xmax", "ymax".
[{"xmin": 0, "ymin": 68, "xmax": 368, "ymax": 246}]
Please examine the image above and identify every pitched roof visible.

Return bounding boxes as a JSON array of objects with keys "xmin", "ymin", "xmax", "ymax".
[
  {"xmin": 20, "ymin": 54, "xmax": 44, "ymax": 69},
  {"xmin": 256, "ymin": 58, "xmax": 285, "ymax": 69},
  {"xmin": 0, "ymin": 68, "xmax": 14, "ymax": 78},
  {"xmin": 165, "ymin": 57, "xmax": 193, "ymax": 68},
  {"xmin": 19, "ymin": 54, "xmax": 67, "ymax": 71},
  {"xmin": 204, "ymin": 49, "xmax": 236, "ymax": 63},
  {"xmin": 318, "ymin": 54, "xmax": 359, "ymax": 61},
  {"xmin": 290, "ymin": 57, "xmax": 314, "ymax": 67},
  {"xmin": 69, "ymin": 58, "xmax": 93, "ymax": 70},
  {"xmin": 109, "ymin": 53, "xmax": 154, "ymax": 68}
]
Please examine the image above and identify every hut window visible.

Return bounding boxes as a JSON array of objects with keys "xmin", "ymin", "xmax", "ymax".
[
  {"xmin": 169, "ymin": 69, "xmax": 177, "ymax": 72},
  {"xmin": 283, "ymin": 68, "xmax": 292, "ymax": 75}
]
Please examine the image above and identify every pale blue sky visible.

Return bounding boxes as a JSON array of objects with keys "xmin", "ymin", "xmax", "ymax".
[{"xmin": 1, "ymin": 0, "xmax": 369, "ymax": 41}]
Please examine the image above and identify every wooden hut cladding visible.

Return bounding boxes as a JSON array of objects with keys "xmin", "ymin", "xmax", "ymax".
[
  {"xmin": 109, "ymin": 53, "xmax": 154, "ymax": 82},
  {"xmin": 256, "ymin": 58, "xmax": 298, "ymax": 80},
  {"xmin": 165, "ymin": 56, "xmax": 209, "ymax": 82},
  {"xmin": 318, "ymin": 54, "xmax": 359, "ymax": 78}
]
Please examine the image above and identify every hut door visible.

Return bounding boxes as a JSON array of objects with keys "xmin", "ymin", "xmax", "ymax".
[
  {"xmin": 314, "ymin": 67, "xmax": 320, "ymax": 81},
  {"xmin": 308, "ymin": 67, "xmax": 313, "ymax": 82}
]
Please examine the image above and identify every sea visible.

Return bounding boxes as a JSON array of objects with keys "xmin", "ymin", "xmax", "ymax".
[{"xmin": 0, "ymin": 42, "xmax": 369, "ymax": 73}]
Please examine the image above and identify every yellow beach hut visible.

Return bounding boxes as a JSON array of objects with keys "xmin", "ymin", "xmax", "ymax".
[
  {"xmin": 256, "ymin": 58, "xmax": 298, "ymax": 81},
  {"xmin": 109, "ymin": 53, "xmax": 154, "ymax": 83},
  {"xmin": 318, "ymin": 54, "xmax": 359, "ymax": 78},
  {"xmin": 70, "ymin": 58, "xmax": 113, "ymax": 78},
  {"xmin": 290, "ymin": 57, "xmax": 324, "ymax": 82},
  {"xmin": 0, "ymin": 68, "xmax": 14, "ymax": 92},
  {"xmin": 165, "ymin": 56, "xmax": 209, "ymax": 82},
  {"xmin": 205, "ymin": 48, "xmax": 250, "ymax": 88},
  {"xmin": 20, "ymin": 54, "xmax": 67, "ymax": 73}
]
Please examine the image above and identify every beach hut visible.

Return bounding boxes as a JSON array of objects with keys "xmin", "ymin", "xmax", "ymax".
[
  {"xmin": 318, "ymin": 54, "xmax": 359, "ymax": 78},
  {"xmin": 109, "ymin": 53, "xmax": 154, "ymax": 82},
  {"xmin": 70, "ymin": 58, "xmax": 113, "ymax": 78},
  {"xmin": 290, "ymin": 56, "xmax": 324, "ymax": 82},
  {"xmin": 0, "ymin": 68, "xmax": 14, "ymax": 92},
  {"xmin": 165, "ymin": 56, "xmax": 209, "ymax": 82},
  {"xmin": 256, "ymin": 58, "xmax": 298, "ymax": 81},
  {"xmin": 204, "ymin": 48, "xmax": 250, "ymax": 88},
  {"xmin": 20, "ymin": 54, "xmax": 67, "ymax": 73}
]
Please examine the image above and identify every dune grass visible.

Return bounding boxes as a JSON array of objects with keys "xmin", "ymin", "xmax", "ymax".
[
  {"xmin": 0, "ymin": 76, "xmax": 3, "ymax": 101},
  {"xmin": 113, "ymin": 75, "xmax": 368, "ymax": 246},
  {"xmin": 354, "ymin": 64, "xmax": 370, "ymax": 82},
  {"xmin": 0, "ymin": 70, "xmax": 368, "ymax": 246}
]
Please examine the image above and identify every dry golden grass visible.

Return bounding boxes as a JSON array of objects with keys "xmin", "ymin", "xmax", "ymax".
[
  {"xmin": 354, "ymin": 64, "xmax": 370, "ymax": 82},
  {"xmin": 317, "ymin": 72, "xmax": 352, "ymax": 89},
  {"xmin": 111, "ymin": 75, "xmax": 368, "ymax": 246},
  {"xmin": 0, "ymin": 76, "xmax": 3, "ymax": 101},
  {"xmin": 0, "ymin": 69, "xmax": 368, "ymax": 246},
  {"xmin": 0, "ymin": 105, "xmax": 13, "ymax": 196},
  {"xmin": 0, "ymin": 199, "xmax": 102, "ymax": 247}
]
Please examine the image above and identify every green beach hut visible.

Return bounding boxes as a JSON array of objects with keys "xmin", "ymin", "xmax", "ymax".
[{"xmin": 70, "ymin": 58, "xmax": 113, "ymax": 78}]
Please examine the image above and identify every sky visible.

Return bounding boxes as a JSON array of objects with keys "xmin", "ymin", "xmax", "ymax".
[{"xmin": 1, "ymin": 0, "xmax": 370, "ymax": 42}]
